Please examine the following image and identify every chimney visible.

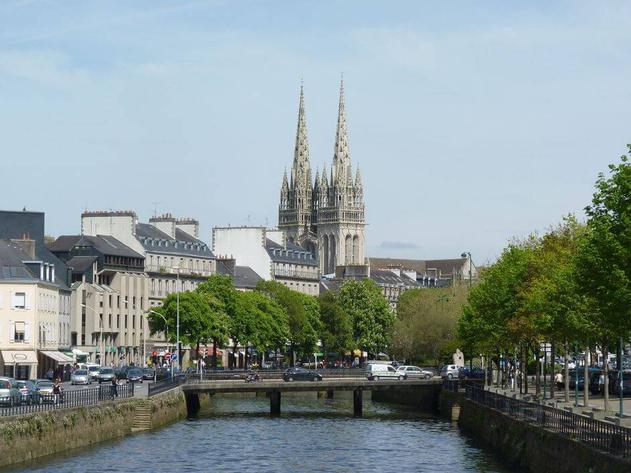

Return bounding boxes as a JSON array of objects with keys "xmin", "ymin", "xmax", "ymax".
[
  {"xmin": 12, "ymin": 235, "xmax": 36, "ymax": 259},
  {"xmin": 175, "ymin": 218, "xmax": 199, "ymax": 239},
  {"xmin": 149, "ymin": 213, "xmax": 176, "ymax": 238}
]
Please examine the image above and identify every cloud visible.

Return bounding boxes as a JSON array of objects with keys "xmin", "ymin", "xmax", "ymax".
[{"xmin": 379, "ymin": 241, "xmax": 421, "ymax": 250}]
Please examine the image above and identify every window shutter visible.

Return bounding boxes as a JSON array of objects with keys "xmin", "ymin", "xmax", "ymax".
[
  {"xmin": 24, "ymin": 293, "xmax": 30, "ymax": 310},
  {"xmin": 24, "ymin": 322, "xmax": 31, "ymax": 343},
  {"xmin": 9, "ymin": 321, "xmax": 15, "ymax": 343}
]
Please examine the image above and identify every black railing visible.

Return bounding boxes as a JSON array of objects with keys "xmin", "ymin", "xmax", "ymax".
[
  {"xmin": 147, "ymin": 375, "xmax": 187, "ymax": 397},
  {"xmin": 443, "ymin": 379, "xmax": 461, "ymax": 392},
  {"xmin": 0, "ymin": 383, "xmax": 135, "ymax": 417},
  {"xmin": 465, "ymin": 383, "xmax": 631, "ymax": 459}
]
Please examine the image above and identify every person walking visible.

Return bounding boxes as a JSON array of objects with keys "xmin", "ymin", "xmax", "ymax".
[
  {"xmin": 52, "ymin": 378, "xmax": 63, "ymax": 405},
  {"xmin": 110, "ymin": 375, "xmax": 118, "ymax": 400}
]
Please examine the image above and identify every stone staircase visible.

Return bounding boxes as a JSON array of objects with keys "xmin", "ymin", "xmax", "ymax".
[{"xmin": 131, "ymin": 403, "xmax": 152, "ymax": 432}]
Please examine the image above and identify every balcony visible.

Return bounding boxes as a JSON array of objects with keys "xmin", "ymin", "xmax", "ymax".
[{"xmin": 273, "ymin": 267, "xmax": 320, "ymax": 281}]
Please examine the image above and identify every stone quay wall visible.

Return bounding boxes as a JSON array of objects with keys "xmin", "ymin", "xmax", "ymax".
[{"xmin": 458, "ymin": 396, "xmax": 631, "ymax": 473}]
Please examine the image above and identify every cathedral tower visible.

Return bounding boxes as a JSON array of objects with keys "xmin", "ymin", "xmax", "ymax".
[
  {"xmin": 278, "ymin": 80, "xmax": 366, "ymax": 274},
  {"xmin": 314, "ymin": 79, "xmax": 365, "ymax": 273}
]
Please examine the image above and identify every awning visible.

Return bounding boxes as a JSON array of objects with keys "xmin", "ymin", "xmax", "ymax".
[
  {"xmin": 1, "ymin": 350, "xmax": 38, "ymax": 364},
  {"xmin": 40, "ymin": 351, "xmax": 74, "ymax": 363}
]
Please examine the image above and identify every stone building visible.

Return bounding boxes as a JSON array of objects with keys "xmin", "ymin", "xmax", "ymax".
[
  {"xmin": 0, "ymin": 210, "xmax": 73, "ymax": 379},
  {"xmin": 279, "ymin": 81, "xmax": 366, "ymax": 275},
  {"xmin": 369, "ymin": 256, "xmax": 477, "ymax": 287}
]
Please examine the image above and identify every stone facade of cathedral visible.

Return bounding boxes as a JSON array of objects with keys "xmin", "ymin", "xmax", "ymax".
[{"xmin": 278, "ymin": 81, "xmax": 366, "ymax": 275}]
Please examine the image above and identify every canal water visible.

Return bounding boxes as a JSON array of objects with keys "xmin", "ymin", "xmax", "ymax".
[{"xmin": 9, "ymin": 393, "xmax": 515, "ymax": 473}]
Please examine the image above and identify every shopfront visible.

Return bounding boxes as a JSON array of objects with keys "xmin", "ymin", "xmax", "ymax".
[{"xmin": 1, "ymin": 350, "xmax": 38, "ymax": 380}]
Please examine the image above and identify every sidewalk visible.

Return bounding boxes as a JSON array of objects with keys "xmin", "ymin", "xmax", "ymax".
[{"xmin": 485, "ymin": 384, "xmax": 631, "ymax": 427}]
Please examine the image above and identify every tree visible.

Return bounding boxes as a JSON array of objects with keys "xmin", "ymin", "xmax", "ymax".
[
  {"xmin": 148, "ymin": 291, "xmax": 222, "ymax": 364},
  {"xmin": 338, "ymin": 279, "xmax": 394, "ymax": 355},
  {"xmin": 319, "ymin": 290, "xmax": 353, "ymax": 357},
  {"xmin": 575, "ymin": 152, "xmax": 631, "ymax": 409},
  {"xmin": 393, "ymin": 285, "xmax": 468, "ymax": 365},
  {"xmin": 256, "ymin": 281, "xmax": 321, "ymax": 364}
]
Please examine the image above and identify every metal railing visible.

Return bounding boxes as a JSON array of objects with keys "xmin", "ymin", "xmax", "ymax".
[
  {"xmin": 147, "ymin": 368, "xmax": 369, "ymax": 397},
  {"xmin": 465, "ymin": 382, "xmax": 631, "ymax": 459},
  {"xmin": 443, "ymin": 379, "xmax": 461, "ymax": 392},
  {"xmin": 0, "ymin": 383, "xmax": 135, "ymax": 417}
]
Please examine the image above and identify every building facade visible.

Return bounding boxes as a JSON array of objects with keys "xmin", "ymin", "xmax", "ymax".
[
  {"xmin": 212, "ymin": 226, "xmax": 319, "ymax": 295},
  {"xmin": 279, "ymin": 81, "xmax": 366, "ymax": 275}
]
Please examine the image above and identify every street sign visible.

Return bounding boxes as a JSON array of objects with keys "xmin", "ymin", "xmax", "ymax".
[{"xmin": 164, "ymin": 353, "xmax": 171, "ymax": 360}]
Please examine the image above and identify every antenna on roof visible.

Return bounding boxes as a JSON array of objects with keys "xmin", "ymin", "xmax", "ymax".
[{"xmin": 151, "ymin": 202, "xmax": 160, "ymax": 217}]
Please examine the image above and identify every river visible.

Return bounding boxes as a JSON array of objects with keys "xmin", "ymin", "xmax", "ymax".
[{"xmin": 8, "ymin": 393, "xmax": 515, "ymax": 473}]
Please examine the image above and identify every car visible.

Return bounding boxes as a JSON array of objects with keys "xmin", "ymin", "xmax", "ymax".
[
  {"xmin": 127, "ymin": 368, "xmax": 144, "ymax": 383},
  {"xmin": 0, "ymin": 377, "xmax": 22, "ymax": 406},
  {"xmin": 115, "ymin": 366, "xmax": 131, "ymax": 379},
  {"xmin": 282, "ymin": 367, "xmax": 323, "ymax": 382},
  {"xmin": 97, "ymin": 367, "xmax": 116, "ymax": 384},
  {"xmin": 396, "ymin": 366, "xmax": 432, "ymax": 379},
  {"xmin": 366, "ymin": 363, "xmax": 405, "ymax": 381},
  {"xmin": 569, "ymin": 368, "xmax": 600, "ymax": 391},
  {"xmin": 71, "ymin": 369, "xmax": 92, "ymax": 385},
  {"xmin": 15, "ymin": 380, "xmax": 41, "ymax": 404},
  {"xmin": 440, "ymin": 365, "xmax": 461, "ymax": 379},
  {"xmin": 142, "ymin": 368, "xmax": 155, "ymax": 380},
  {"xmin": 458, "ymin": 367, "xmax": 486, "ymax": 380},
  {"xmin": 609, "ymin": 370, "xmax": 631, "ymax": 396},
  {"xmin": 86, "ymin": 364, "xmax": 101, "ymax": 380}
]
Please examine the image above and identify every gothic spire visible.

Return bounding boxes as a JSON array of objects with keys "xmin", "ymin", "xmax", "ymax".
[
  {"xmin": 332, "ymin": 77, "xmax": 351, "ymax": 185},
  {"xmin": 282, "ymin": 168, "xmax": 289, "ymax": 191},
  {"xmin": 313, "ymin": 168, "xmax": 320, "ymax": 191},
  {"xmin": 355, "ymin": 164, "xmax": 362, "ymax": 188},
  {"xmin": 292, "ymin": 82, "xmax": 311, "ymax": 190}
]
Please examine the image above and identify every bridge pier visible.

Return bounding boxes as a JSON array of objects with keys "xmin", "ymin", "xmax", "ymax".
[
  {"xmin": 353, "ymin": 388, "xmax": 363, "ymax": 417},
  {"xmin": 184, "ymin": 392, "xmax": 200, "ymax": 417},
  {"xmin": 270, "ymin": 391, "xmax": 281, "ymax": 416},
  {"xmin": 327, "ymin": 390, "xmax": 334, "ymax": 399}
]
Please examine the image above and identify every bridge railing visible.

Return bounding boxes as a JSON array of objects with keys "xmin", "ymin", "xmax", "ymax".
[
  {"xmin": 0, "ymin": 383, "xmax": 135, "ymax": 417},
  {"xmin": 465, "ymin": 382, "xmax": 631, "ymax": 459}
]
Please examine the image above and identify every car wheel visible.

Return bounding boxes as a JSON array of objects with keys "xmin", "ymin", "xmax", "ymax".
[
  {"xmin": 398, "ymin": 375, "xmax": 403, "ymax": 380},
  {"xmin": 425, "ymin": 374, "xmax": 431, "ymax": 380},
  {"xmin": 313, "ymin": 376, "xmax": 318, "ymax": 381},
  {"xmin": 447, "ymin": 373, "xmax": 453, "ymax": 379},
  {"xmin": 288, "ymin": 377, "xmax": 293, "ymax": 382},
  {"xmin": 374, "ymin": 376, "xmax": 379, "ymax": 381}
]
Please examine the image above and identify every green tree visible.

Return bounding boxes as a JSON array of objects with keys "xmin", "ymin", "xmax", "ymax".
[
  {"xmin": 338, "ymin": 279, "xmax": 394, "ymax": 355},
  {"xmin": 575, "ymin": 152, "xmax": 631, "ymax": 409},
  {"xmin": 256, "ymin": 281, "xmax": 321, "ymax": 364},
  {"xmin": 319, "ymin": 290, "xmax": 353, "ymax": 357}
]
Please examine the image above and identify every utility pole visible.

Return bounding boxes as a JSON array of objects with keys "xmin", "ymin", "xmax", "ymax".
[{"xmin": 176, "ymin": 267, "xmax": 180, "ymax": 371}]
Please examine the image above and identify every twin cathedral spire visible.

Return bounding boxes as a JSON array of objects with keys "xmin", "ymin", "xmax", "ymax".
[{"xmin": 279, "ymin": 80, "xmax": 366, "ymax": 274}]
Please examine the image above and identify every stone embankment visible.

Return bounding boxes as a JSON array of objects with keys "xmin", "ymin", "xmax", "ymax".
[{"xmin": 0, "ymin": 387, "xmax": 210, "ymax": 469}]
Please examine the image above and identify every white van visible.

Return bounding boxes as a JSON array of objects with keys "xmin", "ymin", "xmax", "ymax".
[
  {"xmin": 366, "ymin": 363, "xmax": 405, "ymax": 381},
  {"xmin": 79, "ymin": 363, "xmax": 101, "ymax": 380}
]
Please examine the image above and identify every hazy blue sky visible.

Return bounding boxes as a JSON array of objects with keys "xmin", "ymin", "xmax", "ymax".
[{"xmin": 2, "ymin": 1, "xmax": 631, "ymax": 264}]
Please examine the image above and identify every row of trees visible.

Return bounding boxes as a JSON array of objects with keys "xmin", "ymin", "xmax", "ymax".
[
  {"xmin": 457, "ymin": 150, "xmax": 631, "ymax": 408},
  {"xmin": 147, "ymin": 275, "xmax": 395, "ymax": 367}
]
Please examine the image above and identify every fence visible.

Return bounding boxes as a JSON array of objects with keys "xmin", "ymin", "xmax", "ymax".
[
  {"xmin": 0, "ymin": 383, "xmax": 135, "ymax": 417},
  {"xmin": 465, "ymin": 382, "xmax": 631, "ymax": 459},
  {"xmin": 147, "ymin": 375, "xmax": 187, "ymax": 397}
]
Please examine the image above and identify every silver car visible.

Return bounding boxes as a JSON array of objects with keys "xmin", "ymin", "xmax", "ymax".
[
  {"xmin": 97, "ymin": 367, "xmax": 116, "ymax": 384},
  {"xmin": 0, "ymin": 377, "xmax": 22, "ymax": 406},
  {"xmin": 71, "ymin": 369, "xmax": 92, "ymax": 385},
  {"xmin": 396, "ymin": 365, "xmax": 433, "ymax": 379}
]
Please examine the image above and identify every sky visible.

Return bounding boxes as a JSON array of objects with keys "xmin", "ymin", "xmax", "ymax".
[{"xmin": 2, "ymin": 0, "xmax": 631, "ymax": 265}]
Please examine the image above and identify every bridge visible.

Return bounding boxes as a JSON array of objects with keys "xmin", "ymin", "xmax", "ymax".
[{"xmin": 181, "ymin": 378, "xmax": 442, "ymax": 417}]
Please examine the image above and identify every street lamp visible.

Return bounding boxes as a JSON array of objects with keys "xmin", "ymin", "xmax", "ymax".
[
  {"xmin": 81, "ymin": 303, "xmax": 104, "ymax": 366},
  {"xmin": 149, "ymin": 309, "xmax": 171, "ymax": 376},
  {"xmin": 176, "ymin": 266, "xmax": 181, "ymax": 371},
  {"xmin": 461, "ymin": 252, "xmax": 473, "ymax": 288}
]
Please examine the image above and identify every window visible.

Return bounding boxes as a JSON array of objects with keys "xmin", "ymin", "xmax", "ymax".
[
  {"xmin": 14, "ymin": 322, "xmax": 25, "ymax": 342},
  {"xmin": 11, "ymin": 292, "xmax": 26, "ymax": 309}
]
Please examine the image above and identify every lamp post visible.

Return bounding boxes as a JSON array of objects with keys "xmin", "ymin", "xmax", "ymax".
[
  {"xmin": 81, "ymin": 303, "xmax": 104, "ymax": 366},
  {"xmin": 460, "ymin": 252, "xmax": 472, "ymax": 288},
  {"xmin": 176, "ymin": 267, "xmax": 181, "ymax": 371},
  {"xmin": 149, "ymin": 309, "xmax": 170, "ymax": 375}
]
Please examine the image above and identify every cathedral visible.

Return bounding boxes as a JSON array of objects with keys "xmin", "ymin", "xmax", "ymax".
[{"xmin": 278, "ymin": 81, "xmax": 366, "ymax": 275}]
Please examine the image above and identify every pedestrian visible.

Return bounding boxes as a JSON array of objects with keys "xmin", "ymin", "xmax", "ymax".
[
  {"xmin": 52, "ymin": 378, "xmax": 63, "ymax": 405},
  {"xmin": 110, "ymin": 375, "xmax": 118, "ymax": 399},
  {"xmin": 555, "ymin": 371, "xmax": 563, "ymax": 390}
]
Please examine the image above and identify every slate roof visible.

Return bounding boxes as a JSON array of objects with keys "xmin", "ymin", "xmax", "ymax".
[
  {"xmin": 0, "ymin": 240, "xmax": 38, "ymax": 281},
  {"xmin": 370, "ymin": 268, "xmax": 421, "ymax": 288},
  {"xmin": 66, "ymin": 255, "xmax": 98, "ymax": 273},
  {"xmin": 234, "ymin": 266, "xmax": 263, "ymax": 289},
  {"xmin": 49, "ymin": 235, "xmax": 143, "ymax": 259},
  {"xmin": 369, "ymin": 257, "xmax": 467, "ymax": 277},
  {"xmin": 135, "ymin": 223, "xmax": 214, "ymax": 258},
  {"xmin": 265, "ymin": 238, "xmax": 318, "ymax": 267}
]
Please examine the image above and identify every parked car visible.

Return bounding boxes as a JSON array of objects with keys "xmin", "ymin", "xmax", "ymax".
[
  {"xmin": 589, "ymin": 370, "xmax": 605, "ymax": 395},
  {"xmin": 609, "ymin": 370, "xmax": 631, "ymax": 396},
  {"xmin": 458, "ymin": 367, "xmax": 486, "ymax": 380},
  {"xmin": 396, "ymin": 366, "xmax": 432, "ymax": 379},
  {"xmin": 0, "ymin": 378, "xmax": 22, "ymax": 406},
  {"xmin": 366, "ymin": 363, "xmax": 405, "ymax": 381},
  {"xmin": 569, "ymin": 368, "xmax": 601, "ymax": 391},
  {"xmin": 142, "ymin": 368, "xmax": 155, "ymax": 380},
  {"xmin": 15, "ymin": 380, "xmax": 41, "ymax": 404},
  {"xmin": 71, "ymin": 369, "xmax": 92, "ymax": 385},
  {"xmin": 86, "ymin": 364, "xmax": 101, "ymax": 380},
  {"xmin": 33, "ymin": 379, "xmax": 54, "ymax": 403},
  {"xmin": 282, "ymin": 367, "xmax": 323, "ymax": 382},
  {"xmin": 440, "ymin": 365, "xmax": 461, "ymax": 379},
  {"xmin": 115, "ymin": 366, "xmax": 131, "ymax": 380},
  {"xmin": 127, "ymin": 368, "xmax": 144, "ymax": 383},
  {"xmin": 97, "ymin": 367, "xmax": 116, "ymax": 384}
]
